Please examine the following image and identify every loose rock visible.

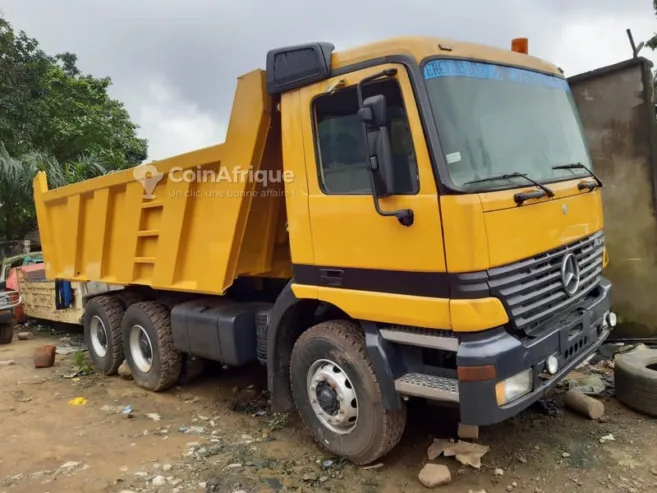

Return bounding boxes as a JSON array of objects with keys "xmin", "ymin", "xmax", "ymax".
[
  {"xmin": 427, "ymin": 439, "xmax": 490, "ymax": 468},
  {"xmin": 152, "ymin": 475, "xmax": 166, "ymax": 485},
  {"xmin": 562, "ymin": 452, "xmax": 571, "ymax": 458},
  {"xmin": 599, "ymin": 434, "xmax": 615, "ymax": 444},
  {"xmin": 495, "ymin": 468, "xmax": 504, "ymax": 476},
  {"xmin": 458, "ymin": 423, "xmax": 480, "ymax": 440},
  {"xmin": 17, "ymin": 331, "xmax": 34, "ymax": 340},
  {"xmin": 118, "ymin": 360, "xmax": 133, "ymax": 380},
  {"xmin": 563, "ymin": 390, "xmax": 605, "ymax": 420},
  {"xmin": 418, "ymin": 464, "xmax": 452, "ymax": 488},
  {"xmin": 0, "ymin": 360, "xmax": 16, "ymax": 366}
]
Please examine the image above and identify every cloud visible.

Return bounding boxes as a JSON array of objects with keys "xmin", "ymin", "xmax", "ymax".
[
  {"xmin": 131, "ymin": 75, "xmax": 228, "ymax": 161},
  {"xmin": 3, "ymin": 0, "xmax": 656, "ymax": 160}
]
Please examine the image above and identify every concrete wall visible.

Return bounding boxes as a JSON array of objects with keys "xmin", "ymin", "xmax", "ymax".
[{"xmin": 569, "ymin": 58, "xmax": 657, "ymax": 337}]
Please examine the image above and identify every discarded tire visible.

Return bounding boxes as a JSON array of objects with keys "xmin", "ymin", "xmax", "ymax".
[
  {"xmin": 615, "ymin": 349, "xmax": 657, "ymax": 417},
  {"xmin": 0, "ymin": 323, "xmax": 13, "ymax": 344}
]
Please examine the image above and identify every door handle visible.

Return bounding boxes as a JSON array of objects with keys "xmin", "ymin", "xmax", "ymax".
[{"xmin": 319, "ymin": 269, "xmax": 343, "ymax": 287}]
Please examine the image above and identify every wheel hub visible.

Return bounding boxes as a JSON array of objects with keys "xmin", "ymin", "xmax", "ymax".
[
  {"xmin": 307, "ymin": 359, "xmax": 359, "ymax": 435},
  {"xmin": 316, "ymin": 381, "xmax": 339, "ymax": 415},
  {"xmin": 129, "ymin": 324, "xmax": 154, "ymax": 373},
  {"xmin": 89, "ymin": 315, "xmax": 108, "ymax": 358}
]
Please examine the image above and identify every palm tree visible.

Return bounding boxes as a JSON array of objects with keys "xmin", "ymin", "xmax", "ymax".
[{"xmin": 0, "ymin": 143, "xmax": 108, "ymax": 240}]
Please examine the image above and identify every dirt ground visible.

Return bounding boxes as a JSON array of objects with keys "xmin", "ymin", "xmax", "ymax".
[{"xmin": 1, "ymin": 326, "xmax": 656, "ymax": 493}]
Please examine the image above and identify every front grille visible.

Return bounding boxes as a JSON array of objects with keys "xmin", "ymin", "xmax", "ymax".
[{"xmin": 488, "ymin": 231, "xmax": 604, "ymax": 334}]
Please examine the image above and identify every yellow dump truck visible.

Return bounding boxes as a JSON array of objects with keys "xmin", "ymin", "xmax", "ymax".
[{"xmin": 34, "ymin": 36, "xmax": 616, "ymax": 464}]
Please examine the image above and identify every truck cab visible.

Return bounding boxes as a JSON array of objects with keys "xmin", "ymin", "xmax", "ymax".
[{"xmin": 34, "ymin": 36, "xmax": 615, "ymax": 464}]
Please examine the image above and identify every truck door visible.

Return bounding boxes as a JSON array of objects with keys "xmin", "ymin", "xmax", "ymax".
[{"xmin": 296, "ymin": 63, "xmax": 449, "ymax": 328}]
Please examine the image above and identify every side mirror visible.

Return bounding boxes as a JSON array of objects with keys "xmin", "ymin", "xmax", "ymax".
[
  {"xmin": 355, "ymin": 69, "xmax": 414, "ymax": 226},
  {"xmin": 359, "ymin": 95, "xmax": 397, "ymax": 198}
]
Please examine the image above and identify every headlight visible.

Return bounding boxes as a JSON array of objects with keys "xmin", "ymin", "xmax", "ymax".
[{"xmin": 495, "ymin": 369, "xmax": 532, "ymax": 405}]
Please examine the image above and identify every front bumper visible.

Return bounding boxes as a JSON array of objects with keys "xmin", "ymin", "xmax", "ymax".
[{"xmin": 457, "ymin": 278, "xmax": 612, "ymax": 426}]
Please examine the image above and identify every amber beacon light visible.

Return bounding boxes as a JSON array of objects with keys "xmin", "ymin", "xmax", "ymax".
[{"xmin": 511, "ymin": 38, "xmax": 529, "ymax": 54}]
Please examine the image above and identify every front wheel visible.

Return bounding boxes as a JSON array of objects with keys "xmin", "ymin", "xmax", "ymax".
[
  {"xmin": 0, "ymin": 323, "xmax": 13, "ymax": 344},
  {"xmin": 290, "ymin": 320, "xmax": 407, "ymax": 464}
]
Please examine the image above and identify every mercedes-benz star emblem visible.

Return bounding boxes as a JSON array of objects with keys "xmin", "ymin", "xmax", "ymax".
[{"xmin": 561, "ymin": 253, "xmax": 580, "ymax": 296}]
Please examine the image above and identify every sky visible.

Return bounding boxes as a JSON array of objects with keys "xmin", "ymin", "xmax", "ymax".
[{"xmin": 3, "ymin": 0, "xmax": 657, "ymax": 161}]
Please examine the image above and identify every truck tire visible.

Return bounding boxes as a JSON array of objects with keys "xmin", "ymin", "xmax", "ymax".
[
  {"xmin": 290, "ymin": 320, "xmax": 407, "ymax": 465},
  {"xmin": 615, "ymin": 349, "xmax": 657, "ymax": 417},
  {"xmin": 0, "ymin": 323, "xmax": 13, "ymax": 344},
  {"xmin": 114, "ymin": 290, "xmax": 143, "ymax": 309},
  {"xmin": 83, "ymin": 295, "xmax": 125, "ymax": 374},
  {"xmin": 122, "ymin": 301, "xmax": 182, "ymax": 391}
]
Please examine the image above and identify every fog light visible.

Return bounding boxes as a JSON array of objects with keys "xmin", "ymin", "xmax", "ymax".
[
  {"xmin": 495, "ymin": 369, "xmax": 533, "ymax": 406},
  {"xmin": 546, "ymin": 355, "xmax": 559, "ymax": 375},
  {"xmin": 607, "ymin": 312, "xmax": 617, "ymax": 328}
]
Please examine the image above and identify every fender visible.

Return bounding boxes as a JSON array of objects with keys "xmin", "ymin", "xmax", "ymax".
[
  {"xmin": 267, "ymin": 281, "xmax": 403, "ymax": 412},
  {"xmin": 267, "ymin": 281, "xmax": 318, "ymax": 412}
]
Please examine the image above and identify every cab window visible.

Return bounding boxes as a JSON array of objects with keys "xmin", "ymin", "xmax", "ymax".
[{"xmin": 314, "ymin": 79, "xmax": 419, "ymax": 195}]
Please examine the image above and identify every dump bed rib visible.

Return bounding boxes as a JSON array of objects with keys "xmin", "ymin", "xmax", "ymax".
[{"xmin": 34, "ymin": 70, "xmax": 287, "ymax": 295}]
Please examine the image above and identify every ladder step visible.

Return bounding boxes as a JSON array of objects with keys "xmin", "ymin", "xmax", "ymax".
[
  {"xmin": 395, "ymin": 373, "xmax": 460, "ymax": 402},
  {"xmin": 134, "ymin": 257, "xmax": 155, "ymax": 264},
  {"xmin": 141, "ymin": 201, "xmax": 163, "ymax": 209},
  {"xmin": 137, "ymin": 229, "xmax": 160, "ymax": 237}
]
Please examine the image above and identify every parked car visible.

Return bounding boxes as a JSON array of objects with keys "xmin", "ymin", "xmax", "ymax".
[{"xmin": 0, "ymin": 252, "xmax": 43, "ymax": 344}]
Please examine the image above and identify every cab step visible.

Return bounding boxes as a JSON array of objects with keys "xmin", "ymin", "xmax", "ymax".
[{"xmin": 394, "ymin": 373, "xmax": 460, "ymax": 402}]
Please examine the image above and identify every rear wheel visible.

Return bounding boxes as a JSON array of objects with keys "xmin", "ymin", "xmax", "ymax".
[
  {"xmin": 114, "ymin": 290, "xmax": 144, "ymax": 309},
  {"xmin": 122, "ymin": 301, "xmax": 182, "ymax": 391},
  {"xmin": 83, "ymin": 296, "xmax": 125, "ymax": 374},
  {"xmin": 290, "ymin": 320, "xmax": 407, "ymax": 464},
  {"xmin": 0, "ymin": 323, "xmax": 13, "ymax": 344}
]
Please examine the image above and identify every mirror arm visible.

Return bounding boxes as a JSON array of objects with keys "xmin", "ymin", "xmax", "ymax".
[
  {"xmin": 367, "ymin": 172, "xmax": 414, "ymax": 227},
  {"xmin": 357, "ymin": 68, "xmax": 413, "ymax": 227},
  {"xmin": 356, "ymin": 68, "xmax": 398, "ymax": 107}
]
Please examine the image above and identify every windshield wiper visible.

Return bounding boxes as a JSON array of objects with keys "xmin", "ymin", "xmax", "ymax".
[
  {"xmin": 464, "ymin": 172, "xmax": 555, "ymax": 204},
  {"xmin": 552, "ymin": 162, "xmax": 603, "ymax": 189}
]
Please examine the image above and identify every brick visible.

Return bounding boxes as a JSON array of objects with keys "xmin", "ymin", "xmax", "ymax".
[
  {"xmin": 458, "ymin": 423, "xmax": 480, "ymax": 440},
  {"xmin": 34, "ymin": 345, "xmax": 56, "ymax": 368}
]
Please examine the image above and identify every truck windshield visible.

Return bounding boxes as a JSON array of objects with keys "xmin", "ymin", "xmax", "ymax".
[{"xmin": 423, "ymin": 59, "xmax": 592, "ymax": 191}]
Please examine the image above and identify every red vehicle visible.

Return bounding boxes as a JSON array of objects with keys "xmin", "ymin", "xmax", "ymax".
[{"xmin": 0, "ymin": 252, "xmax": 43, "ymax": 344}]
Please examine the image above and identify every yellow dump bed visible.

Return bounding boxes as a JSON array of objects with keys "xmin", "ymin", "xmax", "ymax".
[{"xmin": 34, "ymin": 70, "xmax": 291, "ymax": 296}]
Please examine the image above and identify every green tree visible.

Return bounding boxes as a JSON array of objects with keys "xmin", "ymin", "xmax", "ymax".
[
  {"xmin": 649, "ymin": 1, "xmax": 657, "ymax": 50},
  {"xmin": 0, "ymin": 15, "xmax": 147, "ymax": 241},
  {"xmin": 0, "ymin": 144, "xmax": 108, "ymax": 240},
  {"xmin": 0, "ymin": 16, "xmax": 147, "ymax": 169}
]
